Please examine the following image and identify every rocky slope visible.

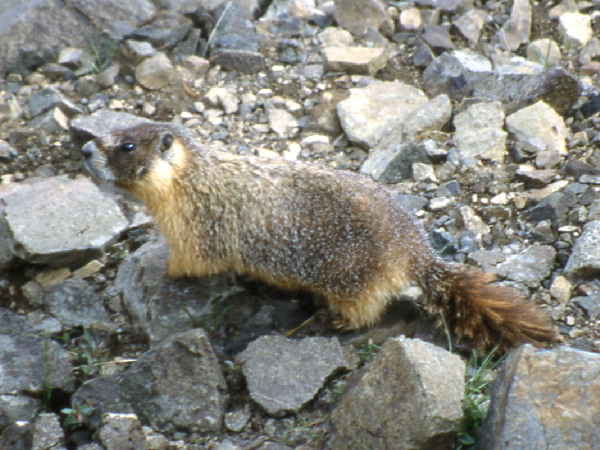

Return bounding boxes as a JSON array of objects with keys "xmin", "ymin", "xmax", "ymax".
[{"xmin": 0, "ymin": 0, "xmax": 599, "ymax": 449}]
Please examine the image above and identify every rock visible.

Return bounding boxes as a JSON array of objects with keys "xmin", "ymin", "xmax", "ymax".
[
  {"xmin": 114, "ymin": 239, "xmax": 238, "ymax": 342},
  {"xmin": 134, "ymin": 53, "xmax": 175, "ymax": 90},
  {"xmin": 422, "ymin": 49, "xmax": 492, "ymax": 99},
  {"xmin": 0, "ymin": 0, "xmax": 156, "ymax": 73},
  {"xmin": 333, "ymin": 0, "xmax": 394, "ymax": 37},
  {"xmin": 0, "ymin": 176, "xmax": 128, "ymax": 269},
  {"xmin": 71, "ymin": 109, "xmax": 152, "ymax": 138},
  {"xmin": 129, "ymin": 11, "xmax": 193, "ymax": 50},
  {"xmin": 473, "ymin": 66, "xmax": 580, "ymax": 115},
  {"xmin": 205, "ymin": 87, "xmax": 240, "ymax": 114},
  {"xmin": 265, "ymin": 104, "xmax": 299, "ymax": 137},
  {"xmin": 27, "ymin": 87, "xmax": 82, "ymax": 118},
  {"xmin": 558, "ymin": 12, "xmax": 593, "ymax": 47},
  {"xmin": 495, "ymin": 245, "xmax": 556, "ymax": 288},
  {"xmin": 479, "ymin": 345, "xmax": 600, "ymax": 449},
  {"xmin": 453, "ymin": 9, "xmax": 489, "ymax": 43},
  {"xmin": 95, "ymin": 64, "xmax": 120, "ymax": 89},
  {"xmin": 0, "ymin": 422, "xmax": 32, "ymax": 450},
  {"xmin": 0, "ymin": 332, "xmax": 75, "ymax": 421},
  {"xmin": 240, "ymin": 335, "xmax": 349, "ymax": 415},
  {"xmin": 337, "ymin": 80, "xmax": 429, "ymax": 148},
  {"xmin": 453, "ymin": 102, "xmax": 507, "ymax": 162},
  {"xmin": 28, "ymin": 107, "xmax": 70, "ymax": 135},
  {"xmin": 97, "ymin": 413, "xmax": 146, "ymax": 449},
  {"xmin": 33, "ymin": 278, "xmax": 113, "ymax": 329},
  {"xmin": 565, "ymin": 221, "xmax": 600, "ymax": 278},
  {"xmin": 574, "ymin": 292, "xmax": 600, "ymax": 320},
  {"xmin": 0, "ymin": 140, "xmax": 17, "ymax": 162},
  {"xmin": 506, "ymin": 101, "xmax": 568, "ymax": 155},
  {"xmin": 318, "ymin": 27, "xmax": 354, "ymax": 47},
  {"xmin": 122, "ymin": 329, "xmax": 228, "ymax": 432},
  {"xmin": 361, "ymin": 136, "xmax": 431, "ymax": 183},
  {"xmin": 524, "ymin": 191, "xmax": 572, "ymax": 226},
  {"xmin": 330, "ymin": 337, "xmax": 464, "ymax": 449},
  {"xmin": 457, "ymin": 206, "xmax": 490, "ymax": 236},
  {"xmin": 120, "ymin": 39, "xmax": 156, "ymax": 64},
  {"xmin": 421, "ymin": 25, "xmax": 454, "ymax": 50},
  {"xmin": 322, "ymin": 46, "xmax": 387, "ymax": 75},
  {"xmin": 527, "ymin": 39, "xmax": 562, "ymax": 66},
  {"xmin": 496, "ymin": 0, "xmax": 531, "ymax": 51},
  {"xmin": 31, "ymin": 413, "xmax": 64, "ymax": 450},
  {"xmin": 208, "ymin": 2, "xmax": 264, "ymax": 74},
  {"xmin": 399, "ymin": 8, "xmax": 422, "ymax": 31}
]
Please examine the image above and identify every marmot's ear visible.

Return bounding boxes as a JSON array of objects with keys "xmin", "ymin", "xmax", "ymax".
[{"xmin": 160, "ymin": 132, "xmax": 174, "ymax": 152}]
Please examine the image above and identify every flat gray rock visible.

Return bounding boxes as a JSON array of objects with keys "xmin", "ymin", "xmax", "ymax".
[
  {"xmin": 480, "ymin": 345, "xmax": 600, "ymax": 449},
  {"xmin": 330, "ymin": 337, "xmax": 464, "ymax": 449},
  {"xmin": 495, "ymin": 244, "xmax": 556, "ymax": 288},
  {"xmin": 0, "ymin": 176, "xmax": 128, "ymax": 269},
  {"xmin": 240, "ymin": 335, "xmax": 349, "ymax": 415},
  {"xmin": 71, "ymin": 109, "xmax": 152, "ymax": 138}
]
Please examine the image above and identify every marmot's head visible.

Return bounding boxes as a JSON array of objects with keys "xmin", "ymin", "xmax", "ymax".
[{"xmin": 81, "ymin": 122, "xmax": 188, "ymax": 191}]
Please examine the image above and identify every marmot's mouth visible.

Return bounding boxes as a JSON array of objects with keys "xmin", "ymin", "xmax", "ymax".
[{"xmin": 81, "ymin": 141, "xmax": 116, "ymax": 182}]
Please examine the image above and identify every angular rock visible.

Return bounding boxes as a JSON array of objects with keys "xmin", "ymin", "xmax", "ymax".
[
  {"xmin": 27, "ymin": 87, "xmax": 82, "ymax": 118},
  {"xmin": 330, "ymin": 337, "xmax": 464, "ymax": 449},
  {"xmin": 337, "ymin": 81, "xmax": 428, "ymax": 148},
  {"xmin": 399, "ymin": 8, "xmax": 422, "ymax": 31},
  {"xmin": 207, "ymin": 2, "xmax": 264, "ymax": 74},
  {"xmin": 71, "ymin": 109, "xmax": 152, "ymax": 139},
  {"xmin": 421, "ymin": 25, "xmax": 454, "ymax": 50},
  {"xmin": 129, "ymin": 11, "xmax": 193, "ymax": 50},
  {"xmin": 0, "ymin": 0, "xmax": 156, "ymax": 73},
  {"xmin": 266, "ymin": 105, "xmax": 298, "ymax": 137},
  {"xmin": 473, "ymin": 67, "xmax": 580, "ymax": 115},
  {"xmin": 333, "ymin": 0, "xmax": 394, "ymax": 37},
  {"xmin": 453, "ymin": 102, "xmax": 507, "ymax": 162},
  {"xmin": 495, "ymin": 245, "xmax": 556, "ymax": 288},
  {"xmin": 565, "ymin": 221, "xmax": 600, "ymax": 278},
  {"xmin": 33, "ymin": 278, "xmax": 113, "ymax": 329},
  {"xmin": 422, "ymin": 49, "xmax": 492, "ymax": 99},
  {"xmin": 205, "ymin": 87, "xmax": 240, "ymax": 114},
  {"xmin": 322, "ymin": 46, "xmax": 387, "ymax": 75},
  {"xmin": 114, "ymin": 239, "xmax": 238, "ymax": 342},
  {"xmin": 454, "ymin": 9, "xmax": 489, "ymax": 43},
  {"xmin": 527, "ymin": 39, "xmax": 562, "ymax": 67},
  {"xmin": 480, "ymin": 345, "xmax": 600, "ymax": 449},
  {"xmin": 122, "ymin": 329, "xmax": 228, "ymax": 432},
  {"xmin": 97, "ymin": 413, "xmax": 146, "ymax": 449},
  {"xmin": 240, "ymin": 335, "xmax": 349, "ymax": 415},
  {"xmin": 0, "ymin": 333, "xmax": 75, "ymax": 421},
  {"xmin": 558, "ymin": 12, "xmax": 593, "ymax": 47},
  {"xmin": 31, "ymin": 413, "xmax": 64, "ymax": 450},
  {"xmin": 0, "ymin": 176, "xmax": 128, "ymax": 269},
  {"xmin": 496, "ymin": 0, "xmax": 531, "ymax": 51},
  {"xmin": 573, "ymin": 292, "xmax": 600, "ymax": 320},
  {"xmin": 134, "ymin": 53, "xmax": 175, "ymax": 90},
  {"xmin": 318, "ymin": 27, "xmax": 354, "ymax": 47},
  {"xmin": 361, "ymin": 136, "xmax": 431, "ymax": 183},
  {"xmin": 506, "ymin": 101, "xmax": 567, "ymax": 155},
  {"xmin": 28, "ymin": 107, "xmax": 70, "ymax": 135}
]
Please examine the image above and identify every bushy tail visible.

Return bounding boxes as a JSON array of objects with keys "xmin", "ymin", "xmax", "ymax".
[{"xmin": 419, "ymin": 261, "xmax": 561, "ymax": 351}]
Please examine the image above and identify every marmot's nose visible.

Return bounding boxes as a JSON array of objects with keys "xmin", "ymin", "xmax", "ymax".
[{"xmin": 81, "ymin": 141, "xmax": 94, "ymax": 159}]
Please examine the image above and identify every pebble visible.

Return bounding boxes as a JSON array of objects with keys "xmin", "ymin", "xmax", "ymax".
[
  {"xmin": 135, "ymin": 53, "xmax": 175, "ymax": 90},
  {"xmin": 558, "ymin": 12, "xmax": 593, "ymax": 47}
]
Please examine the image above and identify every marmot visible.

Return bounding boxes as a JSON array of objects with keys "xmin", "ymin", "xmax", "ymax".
[{"xmin": 81, "ymin": 121, "xmax": 560, "ymax": 351}]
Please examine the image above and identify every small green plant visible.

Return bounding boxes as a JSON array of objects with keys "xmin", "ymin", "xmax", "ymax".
[
  {"xmin": 357, "ymin": 341, "xmax": 381, "ymax": 364},
  {"xmin": 456, "ymin": 345, "xmax": 504, "ymax": 449},
  {"xmin": 61, "ymin": 402, "xmax": 94, "ymax": 429},
  {"xmin": 69, "ymin": 327, "xmax": 109, "ymax": 379},
  {"xmin": 89, "ymin": 40, "xmax": 118, "ymax": 74}
]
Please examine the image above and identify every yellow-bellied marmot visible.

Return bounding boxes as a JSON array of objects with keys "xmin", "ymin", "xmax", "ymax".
[{"xmin": 81, "ymin": 121, "xmax": 560, "ymax": 351}]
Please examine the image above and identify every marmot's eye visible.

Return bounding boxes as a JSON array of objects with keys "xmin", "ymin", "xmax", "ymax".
[{"xmin": 121, "ymin": 142, "xmax": 136, "ymax": 152}]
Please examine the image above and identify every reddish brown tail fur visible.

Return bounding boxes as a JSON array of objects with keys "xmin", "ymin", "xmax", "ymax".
[{"xmin": 419, "ymin": 262, "xmax": 561, "ymax": 351}]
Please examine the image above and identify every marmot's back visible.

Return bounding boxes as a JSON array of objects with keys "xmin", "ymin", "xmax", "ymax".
[{"xmin": 82, "ymin": 122, "xmax": 560, "ymax": 351}]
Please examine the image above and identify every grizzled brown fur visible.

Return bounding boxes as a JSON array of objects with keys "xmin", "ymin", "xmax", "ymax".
[{"xmin": 82, "ymin": 122, "xmax": 561, "ymax": 351}]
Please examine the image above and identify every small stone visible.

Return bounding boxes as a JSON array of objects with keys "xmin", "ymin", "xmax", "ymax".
[
  {"xmin": 205, "ymin": 87, "xmax": 240, "ymax": 114},
  {"xmin": 496, "ymin": 0, "xmax": 531, "ymax": 51},
  {"xmin": 322, "ymin": 46, "xmax": 387, "ymax": 75},
  {"xmin": 527, "ymin": 39, "xmax": 562, "ymax": 66},
  {"xmin": 135, "ymin": 53, "xmax": 175, "ymax": 90},
  {"xmin": 95, "ymin": 64, "xmax": 120, "ymax": 89},
  {"xmin": 34, "ymin": 268, "xmax": 71, "ymax": 287},
  {"xmin": 98, "ymin": 413, "xmax": 145, "ymax": 450},
  {"xmin": 318, "ymin": 27, "xmax": 354, "ymax": 47},
  {"xmin": 453, "ymin": 102, "xmax": 507, "ymax": 162},
  {"xmin": 453, "ymin": 9, "xmax": 488, "ymax": 43},
  {"xmin": 31, "ymin": 413, "xmax": 64, "ymax": 450},
  {"xmin": 558, "ymin": 12, "xmax": 593, "ymax": 47},
  {"xmin": 224, "ymin": 408, "xmax": 251, "ymax": 433},
  {"xmin": 73, "ymin": 260, "xmax": 104, "ymax": 279},
  {"xmin": 495, "ymin": 245, "xmax": 556, "ymax": 288},
  {"xmin": 565, "ymin": 221, "xmax": 600, "ymax": 278},
  {"xmin": 333, "ymin": 0, "xmax": 394, "ymax": 37},
  {"xmin": 506, "ymin": 101, "xmax": 567, "ymax": 155},
  {"xmin": 457, "ymin": 206, "xmax": 490, "ymax": 236},
  {"xmin": 422, "ymin": 25, "xmax": 454, "ymax": 49},
  {"xmin": 122, "ymin": 40, "xmax": 156, "ymax": 63},
  {"xmin": 550, "ymin": 275, "xmax": 572, "ymax": 304},
  {"xmin": 399, "ymin": 8, "xmax": 422, "ymax": 31},
  {"xmin": 412, "ymin": 162, "xmax": 437, "ymax": 183}
]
